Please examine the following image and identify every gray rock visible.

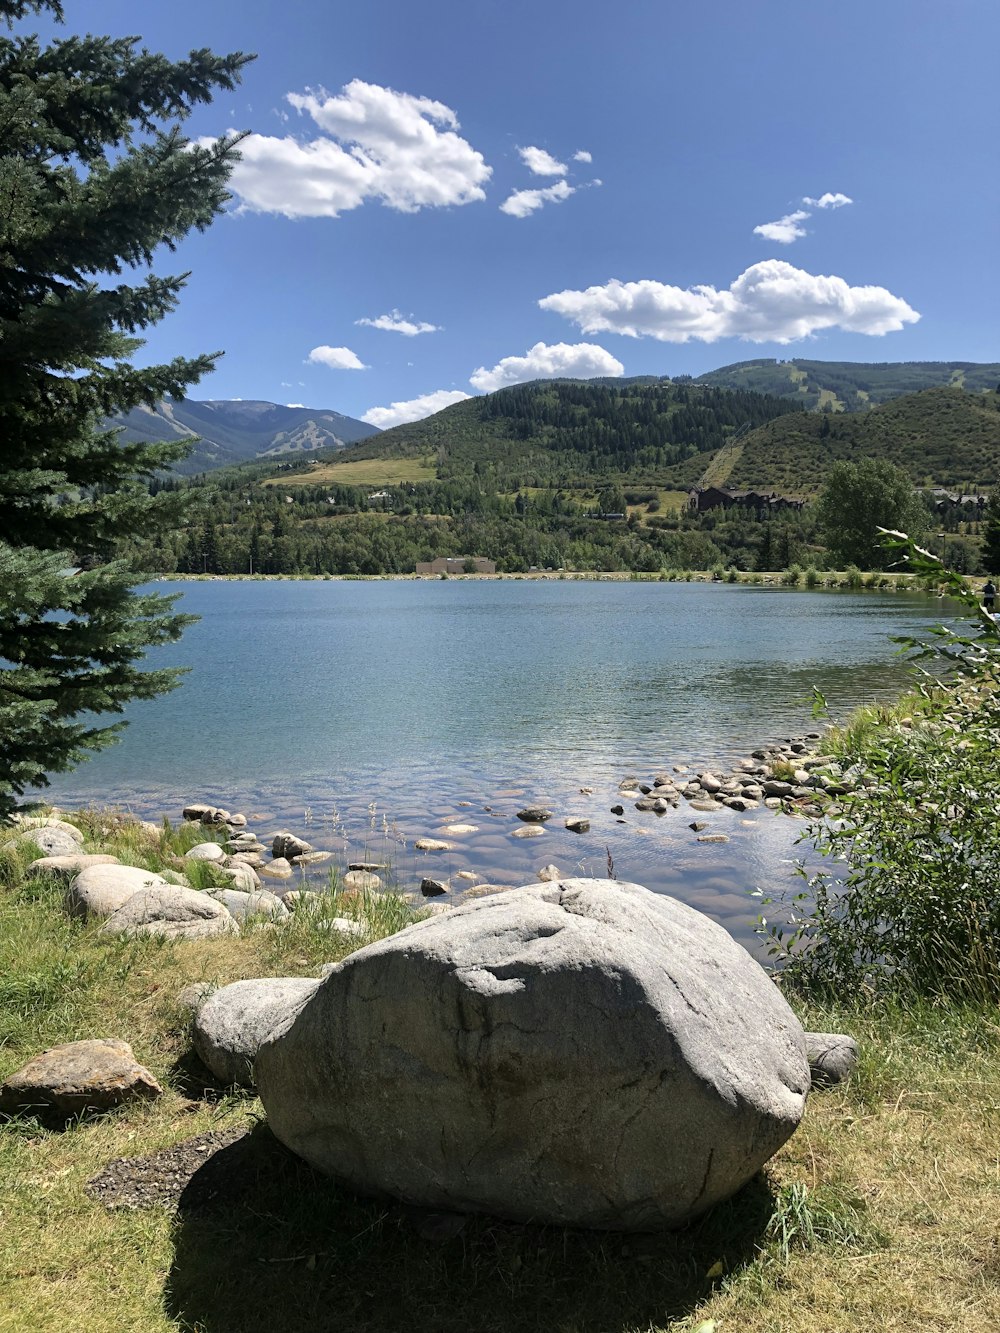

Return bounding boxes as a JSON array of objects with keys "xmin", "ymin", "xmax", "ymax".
[
  {"xmin": 182, "ymin": 803, "xmax": 216, "ymax": 822},
  {"xmin": 316, "ymin": 917, "xmax": 366, "ymax": 939},
  {"xmin": 206, "ymin": 888, "xmax": 289, "ymax": 923},
  {"xmin": 804, "ymin": 1032, "xmax": 860, "ymax": 1089},
  {"xmin": 414, "ymin": 838, "xmax": 454, "ymax": 852},
  {"xmin": 511, "ymin": 824, "xmax": 545, "ymax": 839},
  {"xmin": 349, "ymin": 861, "xmax": 389, "ymax": 873},
  {"xmin": 420, "ymin": 877, "xmax": 450, "ymax": 897},
  {"xmin": 343, "ymin": 870, "xmax": 382, "ymax": 892},
  {"xmin": 27, "ymin": 853, "xmax": 119, "ymax": 882},
  {"xmin": 7, "ymin": 816, "xmax": 84, "ymax": 844},
  {"xmin": 8, "ymin": 825, "xmax": 83, "ymax": 858},
  {"xmin": 290, "ymin": 851, "xmax": 333, "ymax": 866},
  {"xmin": 564, "ymin": 817, "xmax": 590, "ymax": 833},
  {"xmin": 217, "ymin": 862, "xmax": 262, "ymax": 892},
  {"xmin": 689, "ymin": 799, "xmax": 723, "ymax": 813},
  {"xmin": 516, "ymin": 806, "xmax": 552, "ymax": 823},
  {"xmin": 762, "ymin": 780, "xmax": 794, "ymax": 798},
  {"xmin": 272, "ymin": 831, "xmax": 314, "ymax": 860},
  {"xmin": 101, "ymin": 886, "xmax": 238, "ymax": 939},
  {"xmin": 536, "ymin": 864, "xmax": 562, "ymax": 882},
  {"xmin": 260, "ymin": 857, "xmax": 294, "ymax": 880},
  {"xmin": 256, "ymin": 878, "xmax": 808, "ymax": 1231},
  {"xmin": 67, "ymin": 864, "xmax": 173, "ymax": 920},
  {"xmin": 185, "ymin": 842, "xmax": 226, "ymax": 862},
  {"xmin": 192, "ymin": 977, "xmax": 319, "ymax": 1087},
  {"xmin": 697, "ymin": 833, "xmax": 731, "ymax": 844},
  {"xmin": 0, "ymin": 1038, "xmax": 162, "ymax": 1115}
]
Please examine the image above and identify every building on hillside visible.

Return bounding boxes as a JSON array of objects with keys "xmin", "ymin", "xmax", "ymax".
[
  {"xmin": 415, "ymin": 556, "xmax": 496, "ymax": 575},
  {"xmin": 688, "ymin": 487, "xmax": 805, "ymax": 514},
  {"xmin": 928, "ymin": 489, "xmax": 988, "ymax": 515}
]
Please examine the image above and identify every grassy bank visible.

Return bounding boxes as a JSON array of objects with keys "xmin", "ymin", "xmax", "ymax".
[{"xmin": 2, "ymin": 816, "xmax": 999, "ymax": 1332}]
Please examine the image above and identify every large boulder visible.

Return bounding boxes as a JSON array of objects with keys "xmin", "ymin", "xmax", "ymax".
[
  {"xmin": 192, "ymin": 978, "xmax": 319, "ymax": 1087},
  {"xmin": 67, "ymin": 864, "xmax": 174, "ymax": 920},
  {"xmin": 100, "ymin": 886, "xmax": 238, "ymax": 939},
  {"xmin": 0, "ymin": 1038, "xmax": 162, "ymax": 1116},
  {"xmin": 256, "ymin": 878, "xmax": 809, "ymax": 1231},
  {"xmin": 27, "ymin": 853, "xmax": 119, "ymax": 882},
  {"xmin": 205, "ymin": 888, "xmax": 289, "ymax": 924},
  {"xmin": 6, "ymin": 824, "xmax": 83, "ymax": 858}
]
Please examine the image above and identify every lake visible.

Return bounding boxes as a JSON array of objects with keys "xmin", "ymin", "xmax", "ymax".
[{"xmin": 45, "ymin": 578, "xmax": 952, "ymax": 947}]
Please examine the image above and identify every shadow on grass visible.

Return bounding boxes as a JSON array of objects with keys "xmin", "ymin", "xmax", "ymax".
[{"xmin": 165, "ymin": 1124, "xmax": 775, "ymax": 1333}]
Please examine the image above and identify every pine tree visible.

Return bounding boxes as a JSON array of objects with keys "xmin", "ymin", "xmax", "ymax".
[{"xmin": 0, "ymin": 1, "xmax": 251, "ymax": 818}]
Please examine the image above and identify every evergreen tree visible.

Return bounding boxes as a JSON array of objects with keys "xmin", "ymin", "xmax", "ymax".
[
  {"xmin": 981, "ymin": 492, "xmax": 1000, "ymax": 574},
  {"xmin": 0, "ymin": 1, "xmax": 251, "ymax": 817}
]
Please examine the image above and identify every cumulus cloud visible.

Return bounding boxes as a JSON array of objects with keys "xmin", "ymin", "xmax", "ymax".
[
  {"xmin": 804, "ymin": 191, "xmax": 853, "ymax": 209},
  {"xmin": 500, "ymin": 179, "xmax": 574, "ymax": 218},
  {"xmin": 753, "ymin": 209, "xmax": 811, "ymax": 244},
  {"xmin": 469, "ymin": 341, "xmax": 625, "ymax": 393},
  {"xmin": 573, "ymin": 149, "xmax": 592, "ymax": 163},
  {"xmin": 361, "ymin": 388, "xmax": 471, "ymax": 428},
  {"xmin": 538, "ymin": 260, "xmax": 920, "ymax": 345},
  {"xmin": 307, "ymin": 345, "xmax": 368, "ymax": 370},
  {"xmin": 356, "ymin": 309, "xmax": 440, "ymax": 336},
  {"xmin": 517, "ymin": 145, "xmax": 568, "ymax": 176},
  {"xmin": 222, "ymin": 79, "xmax": 491, "ymax": 218}
]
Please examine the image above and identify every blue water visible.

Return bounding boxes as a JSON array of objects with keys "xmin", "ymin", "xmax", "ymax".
[{"xmin": 45, "ymin": 578, "xmax": 950, "ymax": 945}]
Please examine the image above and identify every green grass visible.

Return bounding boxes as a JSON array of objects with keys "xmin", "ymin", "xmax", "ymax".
[
  {"xmin": 2, "ymin": 813, "xmax": 999, "ymax": 1331},
  {"xmin": 261, "ymin": 455, "xmax": 438, "ymax": 487}
]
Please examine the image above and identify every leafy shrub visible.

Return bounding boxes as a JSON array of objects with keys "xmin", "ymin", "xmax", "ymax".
[{"xmin": 759, "ymin": 534, "xmax": 1000, "ymax": 1002}]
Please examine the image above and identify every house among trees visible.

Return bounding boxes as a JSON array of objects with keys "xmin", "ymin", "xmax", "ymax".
[
  {"xmin": 687, "ymin": 487, "xmax": 805, "ymax": 515},
  {"xmin": 415, "ymin": 556, "xmax": 496, "ymax": 575},
  {"xmin": 928, "ymin": 489, "xmax": 988, "ymax": 515}
]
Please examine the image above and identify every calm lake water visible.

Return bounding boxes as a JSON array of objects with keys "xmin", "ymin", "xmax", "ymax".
[{"xmin": 46, "ymin": 578, "xmax": 952, "ymax": 947}]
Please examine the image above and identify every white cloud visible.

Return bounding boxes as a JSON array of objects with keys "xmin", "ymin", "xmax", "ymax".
[
  {"xmin": 500, "ymin": 179, "xmax": 574, "ymax": 218},
  {"xmin": 803, "ymin": 192, "xmax": 853, "ymax": 209},
  {"xmin": 470, "ymin": 341, "xmax": 625, "ymax": 393},
  {"xmin": 517, "ymin": 145, "xmax": 567, "ymax": 176},
  {"xmin": 222, "ymin": 79, "xmax": 491, "ymax": 219},
  {"xmin": 361, "ymin": 388, "xmax": 471, "ymax": 428},
  {"xmin": 753, "ymin": 209, "xmax": 811, "ymax": 244},
  {"xmin": 356, "ymin": 309, "xmax": 440, "ymax": 336},
  {"xmin": 539, "ymin": 260, "xmax": 920, "ymax": 345},
  {"xmin": 573, "ymin": 150, "xmax": 592, "ymax": 163},
  {"xmin": 307, "ymin": 345, "xmax": 368, "ymax": 370}
]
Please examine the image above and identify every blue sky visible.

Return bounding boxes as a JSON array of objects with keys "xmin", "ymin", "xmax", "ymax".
[{"xmin": 38, "ymin": 0, "xmax": 1000, "ymax": 425}]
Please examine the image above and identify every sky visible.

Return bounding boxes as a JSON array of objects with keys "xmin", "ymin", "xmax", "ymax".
[{"xmin": 29, "ymin": 0, "xmax": 1000, "ymax": 427}]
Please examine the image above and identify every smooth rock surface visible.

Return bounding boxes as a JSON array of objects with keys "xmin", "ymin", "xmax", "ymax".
[
  {"xmin": 272, "ymin": 831, "xmax": 313, "ymax": 860},
  {"xmin": 67, "ymin": 864, "xmax": 173, "ymax": 921},
  {"xmin": 0, "ymin": 1038, "xmax": 162, "ymax": 1116},
  {"xmin": 205, "ymin": 888, "xmax": 289, "ymax": 923},
  {"xmin": 185, "ymin": 842, "xmax": 226, "ymax": 862},
  {"xmin": 256, "ymin": 878, "xmax": 809, "ymax": 1231},
  {"xmin": 8, "ymin": 825, "xmax": 83, "ymax": 858},
  {"xmin": 804, "ymin": 1032, "xmax": 860, "ymax": 1089},
  {"xmin": 192, "ymin": 978, "xmax": 319, "ymax": 1087},
  {"xmin": 101, "ymin": 886, "xmax": 238, "ymax": 939},
  {"xmin": 27, "ymin": 853, "xmax": 119, "ymax": 882}
]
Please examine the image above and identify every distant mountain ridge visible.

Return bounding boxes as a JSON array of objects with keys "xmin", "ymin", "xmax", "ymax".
[
  {"xmin": 692, "ymin": 359, "xmax": 1000, "ymax": 412},
  {"xmin": 111, "ymin": 398, "xmax": 379, "ymax": 475}
]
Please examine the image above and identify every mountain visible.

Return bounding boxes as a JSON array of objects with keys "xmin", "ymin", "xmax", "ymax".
[
  {"xmin": 715, "ymin": 387, "xmax": 1000, "ymax": 494},
  {"xmin": 693, "ymin": 359, "xmax": 1000, "ymax": 412},
  {"xmin": 111, "ymin": 398, "xmax": 379, "ymax": 475},
  {"xmin": 312, "ymin": 379, "xmax": 799, "ymax": 490}
]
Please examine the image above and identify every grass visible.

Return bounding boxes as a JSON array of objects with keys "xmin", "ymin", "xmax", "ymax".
[
  {"xmin": 2, "ymin": 814, "xmax": 1000, "ymax": 1331},
  {"xmin": 260, "ymin": 456, "xmax": 437, "ymax": 487}
]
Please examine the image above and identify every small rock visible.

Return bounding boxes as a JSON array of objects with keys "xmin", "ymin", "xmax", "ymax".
[
  {"xmin": 217, "ymin": 863, "xmax": 262, "ymax": 892},
  {"xmin": 316, "ymin": 918, "xmax": 366, "ymax": 940},
  {"xmin": 512, "ymin": 825, "xmax": 545, "ymax": 839},
  {"xmin": 182, "ymin": 804, "xmax": 216, "ymax": 822},
  {"xmin": 610, "ymin": 804, "xmax": 625, "ymax": 816},
  {"xmin": 564, "ymin": 817, "xmax": 590, "ymax": 833},
  {"xmin": 7, "ymin": 825, "xmax": 83, "ymax": 858},
  {"xmin": 618, "ymin": 779, "xmax": 640, "ymax": 792},
  {"xmin": 689, "ymin": 799, "xmax": 723, "ymax": 813},
  {"xmin": 454, "ymin": 870, "xmax": 479, "ymax": 882},
  {"xmin": 688, "ymin": 821, "xmax": 709, "ymax": 832},
  {"xmin": 420, "ymin": 877, "xmax": 449, "ymax": 897},
  {"xmin": 185, "ymin": 842, "xmax": 226, "ymax": 862},
  {"xmin": 537, "ymin": 864, "xmax": 562, "ymax": 882},
  {"xmin": 805, "ymin": 1033, "xmax": 859, "ymax": 1089},
  {"xmin": 343, "ymin": 870, "xmax": 382, "ymax": 892},
  {"xmin": 259, "ymin": 858, "xmax": 294, "ymax": 881},
  {"xmin": 516, "ymin": 807, "xmax": 552, "ymax": 823},
  {"xmin": 280, "ymin": 890, "xmax": 319, "ymax": 910},
  {"xmin": 0, "ymin": 1038, "xmax": 162, "ymax": 1116},
  {"xmin": 414, "ymin": 838, "xmax": 454, "ymax": 852},
  {"xmin": 225, "ymin": 813, "xmax": 248, "ymax": 828},
  {"xmin": 349, "ymin": 861, "xmax": 388, "ymax": 873},
  {"xmin": 290, "ymin": 851, "xmax": 332, "ymax": 866},
  {"xmin": 272, "ymin": 832, "xmax": 314, "ymax": 860},
  {"xmin": 441, "ymin": 824, "xmax": 479, "ymax": 835},
  {"xmin": 696, "ymin": 833, "xmax": 730, "ymax": 844}
]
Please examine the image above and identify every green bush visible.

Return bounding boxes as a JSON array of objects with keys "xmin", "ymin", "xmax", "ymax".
[{"xmin": 758, "ymin": 534, "xmax": 1000, "ymax": 1002}]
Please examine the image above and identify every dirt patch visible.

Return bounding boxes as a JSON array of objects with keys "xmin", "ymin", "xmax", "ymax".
[{"xmin": 86, "ymin": 1126, "xmax": 251, "ymax": 1211}]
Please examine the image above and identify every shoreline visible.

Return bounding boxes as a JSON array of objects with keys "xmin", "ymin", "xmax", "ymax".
[{"xmin": 154, "ymin": 568, "xmax": 932, "ymax": 589}]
